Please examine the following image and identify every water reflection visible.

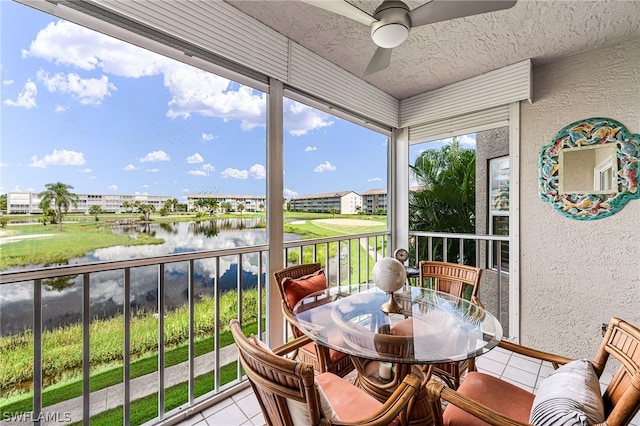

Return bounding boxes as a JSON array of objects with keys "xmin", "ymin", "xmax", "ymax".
[{"xmin": 1, "ymin": 219, "xmax": 300, "ymax": 335}]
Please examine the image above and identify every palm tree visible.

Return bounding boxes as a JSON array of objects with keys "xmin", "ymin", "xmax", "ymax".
[
  {"xmin": 89, "ymin": 205, "xmax": 102, "ymax": 221},
  {"xmin": 164, "ymin": 198, "xmax": 178, "ymax": 212},
  {"xmin": 139, "ymin": 204, "xmax": 155, "ymax": 222},
  {"xmin": 409, "ymin": 138, "xmax": 476, "ymax": 263},
  {"xmin": 38, "ymin": 182, "xmax": 79, "ymax": 231},
  {"xmin": 207, "ymin": 198, "xmax": 219, "ymax": 215},
  {"xmin": 237, "ymin": 203, "xmax": 245, "ymax": 214}
]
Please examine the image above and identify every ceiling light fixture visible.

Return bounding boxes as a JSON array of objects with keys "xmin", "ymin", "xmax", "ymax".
[{"xmin": 370, "ymin": 1, "xmax": 411, "ymax": 49}]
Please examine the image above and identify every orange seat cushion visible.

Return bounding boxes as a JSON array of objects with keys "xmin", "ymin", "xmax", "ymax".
[
  {"xmin": 316, "ymin": 372, "xmax": 399, "ymax": 425},
  {"xmin": 281, "ymin": 269, "xmax": 327, "ymax": 311},
  {"xmin": 443, "ymin": 371, "xmax": 535, "ymax": 426}
]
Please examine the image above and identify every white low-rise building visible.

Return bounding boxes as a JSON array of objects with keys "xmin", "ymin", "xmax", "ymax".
[
  {"xmin": 187, "ymin": 194, "xmax": 266, "ymax": 213},
  {"xmin": 362, "ymin": 188, "xmax": 387, "ymax": 214},
  {"xmin": 6, "ymin": 192, "xmax": 173, "ymax": 214},
  {"xmin": 289, "ymin": 191, "xmax": 362, "ymax": 214}
]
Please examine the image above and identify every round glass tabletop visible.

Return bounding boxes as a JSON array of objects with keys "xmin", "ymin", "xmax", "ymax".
[{"xmin": 291, "ymin": 284, "xmax": 503, "ymax": 364}]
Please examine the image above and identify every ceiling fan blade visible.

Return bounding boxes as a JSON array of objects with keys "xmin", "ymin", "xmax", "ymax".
[
  {"xmin": 363, "ymin": 47, "xmax": 392, "ymax": 76},
  {"xmin": 409, "ymin": 0, "xmax": 517, "ymax": 27},
  {"xmin": 300, "ymin": 0, "xmax": 376, "ymax": 26}
]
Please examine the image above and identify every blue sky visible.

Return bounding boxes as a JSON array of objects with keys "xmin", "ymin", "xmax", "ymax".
[{"xmin": 1, "ymin": 2, "xmax": 473, "ymax": 202}]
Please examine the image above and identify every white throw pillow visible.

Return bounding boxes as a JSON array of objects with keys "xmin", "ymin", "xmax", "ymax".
[
  {"xmin": 250, "ymin": 334, "xmax": 272, "ymax": 353},
  {"xmin": 286, "ymin": 382, "xmax": 338, "ymax": 425},
  {"xmin": 529, "ymin": 359, "xmax": 605, "ymax": 426}
]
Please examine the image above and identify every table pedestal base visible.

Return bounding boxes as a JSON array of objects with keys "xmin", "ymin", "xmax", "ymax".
[{"xmin": 352, "ymin": 358, "xmax": 434, "ymax": 426}]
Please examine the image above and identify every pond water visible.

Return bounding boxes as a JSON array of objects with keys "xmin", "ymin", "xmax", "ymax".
[{"xmin": 0, "ymin": 219, "xmax": 301, "ymax": 335}]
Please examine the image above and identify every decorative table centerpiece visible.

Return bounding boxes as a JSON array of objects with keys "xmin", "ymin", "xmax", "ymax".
[{"xmin": 372, "ymin": 257, "xmax": 407, "ymax": 314}]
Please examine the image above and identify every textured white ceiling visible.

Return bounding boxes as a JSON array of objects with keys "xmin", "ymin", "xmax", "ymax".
[{"xmin": 226, "ymin": 0, "xmax": 640, "ymax": 100}]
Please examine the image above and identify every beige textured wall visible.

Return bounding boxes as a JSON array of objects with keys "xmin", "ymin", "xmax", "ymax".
[{"xmin": 519, "ymin": 37, "xmax": 640, "ymax": 358}]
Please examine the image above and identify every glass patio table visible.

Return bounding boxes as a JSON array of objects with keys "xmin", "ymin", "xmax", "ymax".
[{"xmin": 290, "ymin": 283, "xmax": 503, "ymax": 425}]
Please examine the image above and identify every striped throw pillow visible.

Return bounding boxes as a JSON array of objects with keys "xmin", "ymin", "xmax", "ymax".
[{"xmin": 529, "ymin": 359, "xmax": 605, "ymax": 426}]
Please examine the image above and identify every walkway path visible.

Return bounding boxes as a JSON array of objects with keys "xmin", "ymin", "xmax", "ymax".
[{"xmin": 28, "ymin": 344, "xmax": 239, "ymax": 425}]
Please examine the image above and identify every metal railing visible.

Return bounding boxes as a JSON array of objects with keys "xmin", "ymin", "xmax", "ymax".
[
  {"xmin": 0, "ymin": 246, "xmax": 269, "ymax": 425},
  {"xmin": 0, "ymin": 229, "xmax": 513, "ymax": 425},
  {"xmin": 409, "ymin": 231, "xmax": 510, "ymax": 334},
  {"xmin": 0, "ymin": 231, "xmax": 389, "ymax": 426},
  {"xmin": 284, "ymin": 231, "xmax": 389, "ymax": 286}
]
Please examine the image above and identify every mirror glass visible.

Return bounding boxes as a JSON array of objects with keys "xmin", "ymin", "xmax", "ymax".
[
  {"xmin": 539, "ymin": 117, "xmax": 639, "ymax": 220},
  {"xmin": 559, "ymin": 144, "xmax": 618, "ymax": 194}
]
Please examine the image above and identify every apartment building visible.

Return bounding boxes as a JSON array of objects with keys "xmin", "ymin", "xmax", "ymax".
[
  {"xmin": 6, "ymin": 192, "xmax": 172, "ymax": 214},
  {"xmin": 187, "ymin": 194, "xmax": 266, "ymax": 212},
  {"xmin": 289, "ymin": 191, "xmax": 362, "ymax": 214},
  {"xmin": 362, "ymin": 188, "xmax": 388, "ymax": 214}
]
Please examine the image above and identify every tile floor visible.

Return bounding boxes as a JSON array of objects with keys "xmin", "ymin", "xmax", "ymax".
[{"xmin": 178, "ymin": 346, "xmax": 640, "ymax": 426}]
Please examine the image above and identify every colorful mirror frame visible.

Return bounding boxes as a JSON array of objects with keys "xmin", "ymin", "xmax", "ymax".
[{"xmin": 539, "ymin": 117, "xmax": 639, "ymax": 220}]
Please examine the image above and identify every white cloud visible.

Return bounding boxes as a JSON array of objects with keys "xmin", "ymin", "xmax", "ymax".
[
  {"xmin": 25, "ymin": 22, "xmax": 335, "ymax": 135},
  {"xmin": 182, "ymin": 188, "xmax": 190, "ymax": 193},
  {"xmin": 367, "ymin": 177, "xmax": 382, "ymax": 182},
  {"xmin": 37, "ymin": 69, "xmax": 116, "ymax": 105},
  {"xmin": 186, "ymin": 153, "xmax": 204, "ymax": 164},
  {"xmin": 305, "ymin": 146, "xmax": 317, "ymax": 152},
  {"xmin": 188, "ymin": 163, "xmax": 214, "ymax": 176},
  {"xmin": 30, "ymin": 148, "xmax": 85, "ymax": 168},
  {"xmin": 4, "ymin": 80, "xmax": 37, "ymax": 109},
  {"xmin": 457, "ymin": 134, "xmax": 477, "ymax": 148},
  {"xmin": 249, "ymin": 164, "xmax": 266, "ymax": 179},
  {"xmin": 314, "ymin": 161, "xmax": 336, "ymax": 173},
  {"xmin": 201, "ymin": 133, "xmax": 215, "ymax": 142},
  {"xmin": 221, "ymin": 167, "xmax": 248, "ymax": 179},
  {"xmin": 3, "ymin": 80, "xmax": 14, "ymax": 86},
  {"xmin": 108, "ymin": 184, "xmax": 118, "ymax": 191},
  {"xmin": 145, "ymin": 168, "xmax": 159, "ymax": 173},
  {"xmin": 79, "ymin": 168, "xmax": 92, "ymax": 173},
  {"xmin": 218, "ymin": 164, "xmax": 264, "ymax": 180},
  {"xmin": 284, "ymin": 188, "xmax": 298, "ymax": 199},
  {"xmin": 285, "ymin": 100, "xmax": 334, "ymax": 136},
  {"xmin": 140, "ymin": 150, "xmax": 170, "ymax": 162},
  {"xmin": 54, "ymin": 104, "xmax": 68, "ymax": 113},
  {"xmin": 123, "ymin": 163, "xmax": 137, "ymax": 171},
  {"xmin": 436, "ymin": 135, "xmax": 476, "ymax": 149},
  {"xmin": 142, "ymin": 184, "xmax": 149, "ymax": 188},
  {"xmin": 23, "ymin": 20, "xmax": 166, "ymax": 76},
  {"xmin": 22, "ymin": 21, "xmax": 335, "ymax": 135}
]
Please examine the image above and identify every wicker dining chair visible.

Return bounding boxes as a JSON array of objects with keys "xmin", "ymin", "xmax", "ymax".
[
  {"xmin": 418, "ymin": 260, "xmax": 483, "ymax": 389},
  {"xmin": 273, "ymin": 263, "xmax": 354, "ymax": 377},
  {"xmin": 427, "ymin": 317, "xmax": 640, "ymax": 426},
  {"xmin": 230, "ymin": 319, "xmax": 420, "ymax": 426}
]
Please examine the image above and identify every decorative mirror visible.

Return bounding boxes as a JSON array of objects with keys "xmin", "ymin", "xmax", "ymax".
[{"xmin": 539, "ymin": 117, "xmax": 639, "ymax": 220}]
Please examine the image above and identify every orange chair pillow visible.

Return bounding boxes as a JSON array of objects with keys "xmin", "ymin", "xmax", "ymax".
[{"xmin": 281, "ymin": 269, "xmax": 327, "ymax": 310}]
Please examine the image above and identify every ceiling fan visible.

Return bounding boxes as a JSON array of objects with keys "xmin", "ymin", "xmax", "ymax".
[{"xmin": 301, "ymin": 0, "xmax": 517, "ymax": 76}]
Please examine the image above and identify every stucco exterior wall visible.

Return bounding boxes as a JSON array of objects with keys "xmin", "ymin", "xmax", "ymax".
[
  {"xmin": 519, "ymin": 37, "xmax": 640, "ymax": 358},
  {"xmin": 475, "ymin": 127, "xmax": 510, "ymax": 332}
]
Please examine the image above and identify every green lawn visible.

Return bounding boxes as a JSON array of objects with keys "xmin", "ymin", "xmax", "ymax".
[
  {"xmin": 0, "ymin": 211, "xmax": 387, "ymax": 421},
  {"xmin": 0, "ymin": 321, "xmax": 259, "ymax": 416},
  {"xmin": 0, "ymin": 221, "xmax": 163, "ymax": 269},
  {"xmin": 0, "ymin": 212, "xmax": 386, "ymax": 270},
  {"xmin": 0, "ymin": 290, "xmax": 263, "ymax": 402},
  {"xmin": 78, "ymin": 361, "xmax": 240, "ymax": 426}
]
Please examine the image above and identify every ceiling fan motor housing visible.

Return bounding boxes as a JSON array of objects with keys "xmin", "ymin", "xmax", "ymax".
[{"xmin": 370, "ymin": 1, "xmax": 411, "ymax": 48}]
